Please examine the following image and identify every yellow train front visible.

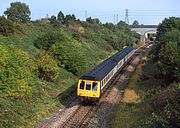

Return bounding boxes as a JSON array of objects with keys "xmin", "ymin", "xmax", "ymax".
[
  {"xmin": 77, "ymin": 46, "xmax": 134, "ymax": 102},
  {"xmin": 77, "ymin": 80, "xmax": 101, "ymax": 102}
]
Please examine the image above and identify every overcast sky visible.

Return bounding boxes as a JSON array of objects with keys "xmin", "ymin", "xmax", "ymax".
[{"xmin": 1, "ymin": 0, "xmax": 180, "ymax": 25}]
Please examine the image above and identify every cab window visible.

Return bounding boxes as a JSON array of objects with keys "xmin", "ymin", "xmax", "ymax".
[
  {"xmin": 86, "ymin": 82, "xmax": 91, "ymax": 90},
  {"xmin": 92, "ymin": 82, "xmax": 98, "ymax": 91},
  {"xmin": 80, "ymin": 81, "xmax": 85, "ymax": 90}
]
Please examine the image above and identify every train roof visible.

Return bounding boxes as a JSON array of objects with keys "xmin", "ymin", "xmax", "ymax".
[
  {"xmin": 80, "ymin": 58, "xmax": 116, "ymax": 80},
  {"xmin": 80, "ymin": 46, "xmax": 133, "ymax": 81},
  {"xmin": 111, "ymin": 46, "xmax": 133, "ymax": 62}
]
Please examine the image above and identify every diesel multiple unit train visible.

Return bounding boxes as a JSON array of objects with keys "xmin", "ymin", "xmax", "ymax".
[{"xmin": 77, "ymin": 46, "xmax": 134, "ymax": 102}]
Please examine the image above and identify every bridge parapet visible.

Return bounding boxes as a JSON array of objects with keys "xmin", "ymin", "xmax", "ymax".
[
  {"xmin": 130, "ymin": 25, "xmax": 158, "ymax": 36},
  {"xmin": 129, "ymin": 25, "xmax": 158, "ymax": 28}
]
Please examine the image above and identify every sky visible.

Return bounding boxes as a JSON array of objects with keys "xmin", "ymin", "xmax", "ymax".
[{"xmin": 1, "ymin": 0, "xmax": 180, "ymax": 25}]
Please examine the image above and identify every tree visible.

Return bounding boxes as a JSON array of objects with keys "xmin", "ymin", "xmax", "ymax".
[
  {"xmin": 132, "ymin": 20, "xmax": 139, "ymax": 26},
  {"xmin": 86, "ymin": 17, "xmax": 100, "ymax": 24},
  {"xmin": 49, "ymin": 15, "xmax": 60, "ymax": 27},
  {"xmin": 4, "ymin": 2, "xmax": 31, "ymax": 23},
  {"xmin": 57, "ymin": 11, "xmax": 65, "ymax": 24},
  {"xmin": 104, "ymin": 23, "xmax": 115, "ymax": 30},
  {"xmin": 65, "ymin": 14, "xmax": 76, "ymax": 24},
  {"xmin": 156, "ymin": 17, "xmax": 180, "ymax": 44},
  {"xmin": 117, "ymin": 21, "xmax": 128, "ymax": 29},
  {"xmin": 158, "ymin": 42, "xmax": 180, "ymax": 81}
]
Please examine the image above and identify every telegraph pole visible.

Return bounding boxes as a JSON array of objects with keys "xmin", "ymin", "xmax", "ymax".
[
  {"xmin": 125, "ymin": 9, "xmax": 129, "ymax": 25},
  {"xmin": 85, "ymin": 10, "xmax": 87, "ymax": 21},
  {"xmin": 116, "ymin": 14, "xmax": 119, "ymax": 24},
  {"xmin": 114, "ymin": 14, "xmax": 116, "ymax": 24}
]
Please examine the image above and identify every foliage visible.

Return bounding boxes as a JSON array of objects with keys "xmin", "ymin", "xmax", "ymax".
[
  {"xmin": 164, "ymin": 29, "xmax": 180, "ymax": 43},
  {"xmin": 0, "ymin": 43, "xmax": 35, "ymax": 98},
  {"xmin": 132, "ymin": 20, "xmax": 139, "ymax": 26},
  {"xmin": 35, "ymin": 51, "xmax": 59, "ymax": 81},
  {"xmin": 155, "ymin": 17, "xmax": 180, "ymax": 81},
  {"xmin": 86, "ymin": 17, "xmax": 101, "ymax": 24},
  {"xmin": 157, "ymin": 42, "xmax": 180, "ymax": 80},
  {"xmin": 146, "ymin": 85, "xmax": 180, "ymax": 128},
  {"xmin": 156, "ymin": 17, "xmax": 180, "ymax": 45},
  {"xmin": 65, "ymin": 14, "xmax": 76, "ymax": 24},
  {"xmin": 57, "ymin": 11, "xmax": 65, "ymax": 24},
  {"xmin": 51, "ymin": 41, "xmax": 88, "ymax": 76},
  {"xmin": 0, "ymin": 16, "xmax": 14, "ymax": 36},
  {"xmin": 50, "ymin": 11, "xmax": 76, "ymax": 25},
  {"xmin": 4, "ymin": 2, "xmax": 31, "ymax": 23},
  {"xmin": 34, "ymin": 30, "xmax": 67, "ymax": 50},
  {"xmin": 34, "ymin": 29, "xmax": 89, "ymax": 76},
  {"xmin": 49, "ymin": 15, "xmax": 60, "ymax": 27},
  {"xmin": 103, "ymin": 22, "xmax": 115, "ymax": 30}
]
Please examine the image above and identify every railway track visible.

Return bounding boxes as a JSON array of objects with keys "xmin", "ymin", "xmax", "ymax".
[{"xmin": 61, "ymin": 105, "xmax": 94, "ymax": 128}]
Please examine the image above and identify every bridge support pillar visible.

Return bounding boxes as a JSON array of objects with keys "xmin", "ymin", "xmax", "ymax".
[{"xmin": 140, "ymin": 35, "xmax": 146, "ymax": 44}]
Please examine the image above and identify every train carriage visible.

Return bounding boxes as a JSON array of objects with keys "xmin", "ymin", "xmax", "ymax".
[{"xmin": 77, "ymin": 46, "xmax": 134, "ymax": 102}]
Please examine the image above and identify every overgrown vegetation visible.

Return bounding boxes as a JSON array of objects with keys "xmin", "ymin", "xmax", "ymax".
[{"xmin": 0, "ymin": 2, "xmax": 140, "ymax": 128}]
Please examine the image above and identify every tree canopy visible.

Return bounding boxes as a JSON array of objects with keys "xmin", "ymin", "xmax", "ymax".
[
  {"xmin": 4, "ymin": 2, "xmax": 31, "ymax": 23},
  {"xmin": 132, "ymin": 20, "xmax": 139, "ymax": 26},
  {"xmin": 57, "ymin": 11, "xmax": 65, "ymax": 24}
]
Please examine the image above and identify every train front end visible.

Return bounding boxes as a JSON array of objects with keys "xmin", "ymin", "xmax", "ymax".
[{"xmin": 77, "ymin": 79, "xmax": 101, "ymax": 102}]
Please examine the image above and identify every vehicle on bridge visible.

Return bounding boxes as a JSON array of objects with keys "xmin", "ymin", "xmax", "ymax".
[{"xmin": 77, "ymin": 46, "xmax": 134, "ymax": 102}]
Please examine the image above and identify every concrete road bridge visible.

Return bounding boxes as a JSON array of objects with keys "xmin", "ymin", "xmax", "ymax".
[{"xmin": 129, "ymin": 25, "xmax": 158, "ymax": 43}]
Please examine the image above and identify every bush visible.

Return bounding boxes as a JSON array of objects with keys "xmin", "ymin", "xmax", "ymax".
[
  {"xmin": 34, "ymin": 30, "xmax": 67, "ymax": 50},
  {"xmin": 0, "ymin": 43, "xmax": 35, "ymax": 98},
  {"xmin": 146, "ymin": 85, "xmax": 180, "ymax": 128},
  {"xmin": 35, "ymin": 51, "xmax": 59, "ymax": 81},
  {"xmin": 0, "ymin": 16, "xmax": 14, "ymax": 36},
  {"xmin": 51, "ymin": 41, "xmax": 88, "ymax": 76}
]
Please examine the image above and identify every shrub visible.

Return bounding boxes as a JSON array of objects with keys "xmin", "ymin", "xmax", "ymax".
[
  {"xmin": 147, "ymin": 85, "xmax": 180, "ymax": 128},
  {"xmin": 0, "ymin": 16, "xmax": 14, "ymax": 36},
  {"xmin": 34, "ymin": 31, "xmax": 67, "ymax": 50},
  {"xmin": 35, "ymin": 51, "xmax": 59, "ymax": 81},
  {"xmin": 51, "ymin": 41, "xmax": 88, "ymax": 76},
  {"xmin": 0, "ymin": 43, "xmax": 35, "ymax": 98}
]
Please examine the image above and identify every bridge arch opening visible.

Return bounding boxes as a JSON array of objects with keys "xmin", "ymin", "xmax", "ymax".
[{"xmin": 144, "ymin": 30, "xmax": 157, "ymax": 41}]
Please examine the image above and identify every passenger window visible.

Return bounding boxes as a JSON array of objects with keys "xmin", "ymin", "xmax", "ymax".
[
  {"xmin": 86, "ymin": 82, "xmax": 91, "ymax": 90},
  {"xmin": 92, "ymin": 82, "xmax": 98, "ymax": 91},
  {"xmin": 80, "ymin": 81, "xmax": 85, "ymax": 90}
]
